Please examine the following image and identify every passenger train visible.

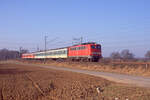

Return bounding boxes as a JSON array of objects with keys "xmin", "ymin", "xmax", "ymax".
[{"xmin": 22, "ymin": 42, "xmax": 102, "ymax": 62}]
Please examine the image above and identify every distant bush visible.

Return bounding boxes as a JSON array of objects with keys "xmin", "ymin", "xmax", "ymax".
[
  {"xmin": 0, "ymin": 49, "xmax": 20, "ymax": 60},
  {"xmin": 145, "ymin": 50, "xmax": 150, "ymax": 60},
  {"xmin": 110, "ymin": 49, "xmax": 134, "ymax": 61},
  {"xmin": 120, "ymin": 49, "xmax": 134, "ymax": 60},
  {"xmin": 110, "ymin": 52, "xmax": 121, "ymax": 59}
]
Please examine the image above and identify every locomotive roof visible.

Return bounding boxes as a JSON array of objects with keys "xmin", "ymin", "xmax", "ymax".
[
  {"xmin": 31, "ymin": 47, "xmax": 68, "ymax": 54},
  {"xmin": 72, "ymin": 42, "xmax": 98, "ymax": 46}
]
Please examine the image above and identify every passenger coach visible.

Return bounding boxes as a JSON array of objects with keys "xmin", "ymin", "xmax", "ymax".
[
  {"xmin": 34, "ymin": 48, "xmax": 68, "ymax": 59},
  {"xmin": 22, "ymin": 47, "xmax": 68, "ymax": 59}
]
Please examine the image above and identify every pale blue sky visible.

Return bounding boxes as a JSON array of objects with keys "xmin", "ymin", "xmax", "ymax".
[{"xmin": 0, "ymin": 0, "xmax": 150, "ymax": 57}]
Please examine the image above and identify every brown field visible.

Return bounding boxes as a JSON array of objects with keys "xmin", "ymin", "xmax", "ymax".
[{"xmin": 0, "ymin": 62, "xmax": 150, "ymax": 100}]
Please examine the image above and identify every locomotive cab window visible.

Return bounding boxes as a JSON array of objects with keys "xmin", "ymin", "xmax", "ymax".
[
  {"xmin": 97, "ymin": 45, "xmax": 101, "ymax": 49},
  {"xmin": 91, "ymin": 45, "xmax": 96, "ymax": 49},
  {"xmin": 91, "ymin": 45, "xmax": 101, "ymax": 49}
]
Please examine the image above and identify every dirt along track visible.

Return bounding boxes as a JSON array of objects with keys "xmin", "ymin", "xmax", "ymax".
[
  {"xmin": 17, "ymin": 62, "xmax": 150, "ymax": 88},
  {"xmin": 1, "ymin": 62, "xmax": 150, "ymax": 100}
]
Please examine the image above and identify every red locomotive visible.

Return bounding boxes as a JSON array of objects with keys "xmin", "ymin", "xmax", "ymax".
[{"xmin": 68, "ymin": 42, "xmax": 102, "ymax": 61}]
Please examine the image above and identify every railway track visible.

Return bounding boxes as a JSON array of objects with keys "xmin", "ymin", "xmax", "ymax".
[
  {"xmin": 24, "ymin": 74, "xmax": 58, "ymax": 100},
  {"xmin": 24, "ymin": 74, "xmax": 45, "ymax": 96},
  {"xmin": 0, "ymin": 82, "xmax": 4, "ymax": 100},
  {"xmin": 0, "ymin": 89, "xmax": 3, "ymax": 100}
]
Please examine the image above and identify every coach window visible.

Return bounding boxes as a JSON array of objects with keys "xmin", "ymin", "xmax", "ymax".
[
  {"xmin": 81, "ymin": 46, "xmax": 83, "ymax": 50},
  {"xmin": 57, "ymin": 51, "xmax": 60, "ymax": 54},
  {"xmin": 81, "ymin": 46, "xmax": 86, "ymax": 50},
  {"xmin": 71, "ymin": 48, "xmax": 74, "ymax": 50},
  {"xmin": 59, "ymin": 51, "xmax": 61, "ymax": 54},
  {"xmin": 78, "ymin": 47, "xmax": 80, "ymax": 50},
  {"xmin": 79, "ymin": 47, "xmax": 81, "ymax": 50},
  {"xmin": 50, "ymin": 52, "xmax": 52, "ymax": 55},
  {"xmin": 60, "ymin": 51, "xmax": 62, "ymax": 54},
  {"xmin": 79, "ymin": 47, "xmax": 82, "ymax": 50}
]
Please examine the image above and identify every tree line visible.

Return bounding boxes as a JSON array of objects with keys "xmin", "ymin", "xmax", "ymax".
[
  {"xmin": 110, "ymin": 49, "xmax": 150, "ymax": 60},
  {"xmin": 0, "ymin": 48, "xmax": 150, "ymax": 61}
]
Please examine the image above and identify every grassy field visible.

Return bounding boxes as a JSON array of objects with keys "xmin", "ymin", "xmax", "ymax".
[{"xmin": 0, "ymin": 62, "xmax": 150, "ymax": 100}]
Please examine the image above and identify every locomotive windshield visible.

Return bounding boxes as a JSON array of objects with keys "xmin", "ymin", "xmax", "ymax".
[{"xmin": 91, "ymin": 45, "xmax": 101, "ymax": 50}]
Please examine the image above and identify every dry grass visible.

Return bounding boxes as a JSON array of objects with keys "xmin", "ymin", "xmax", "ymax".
[
  {"xmin": 0, "ymin": 62, "xmax": 150, "ymax": 100},
  {"xmin": 17, "ymin": 59, "xmax": 150, "ymax": 77}
]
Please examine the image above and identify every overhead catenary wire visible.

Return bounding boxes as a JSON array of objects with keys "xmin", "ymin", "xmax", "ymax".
[{"xmin": 72, "ymin": 37, "xmax": 83, "ymax": 45}]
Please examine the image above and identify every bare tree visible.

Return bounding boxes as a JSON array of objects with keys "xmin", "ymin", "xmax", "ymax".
[
  {"xmin": 145, "ymin": 50, "xmax": 150, "ymax": 59},
  {"xmin": 110, "ymin": 52, "xmax": 121, "ymax": 59},
  {"xmin": 0, "ymin": 49, "xmax": 20, "ymax": 60},
  {"xmin": 120, "ymin": 49, "xmax": 134, "ymax": 60}
]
